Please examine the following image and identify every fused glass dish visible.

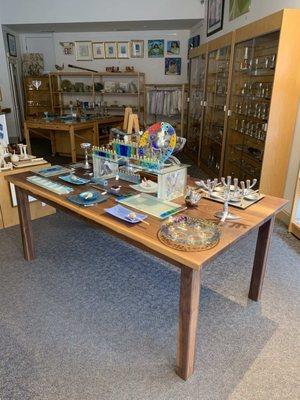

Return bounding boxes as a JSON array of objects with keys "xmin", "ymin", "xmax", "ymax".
[
  {"xmin": 27, "ymin": 175, "xmax": 74, "ymax": 195},
  {"xmin": 138, "ymin": 122, "xmax": 177, "ymax": 162},
  {"xmin": 59, "ymin": 174, "xmax": 90, "ymax": 185},
  {"xmin": 67, "ymin": 190, "xmax": 110, "ymax": 206},
  {"xmin": 158, "ymin": 215, "xmax": 220, "ymax": 251}
]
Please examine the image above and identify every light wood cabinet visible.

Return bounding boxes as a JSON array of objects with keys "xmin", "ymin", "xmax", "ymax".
[
  {"xmin": 289, "ymin": 165, "xmax": 300, "ymax": 239},
  {"xmin": 0, "ymin": 164, "xmax": 55, "ymax": 229},
  {"xmin": 187, "ymin": 9, "xmax": 300, "ymax": 197}
]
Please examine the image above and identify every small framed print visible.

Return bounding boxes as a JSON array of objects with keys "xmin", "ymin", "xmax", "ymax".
[
  {"xmin": 105, "ymin": 42, "xmax": 117, "ymax": 59},
  {"xmin": 165, "ymin": 57, "xmax": 181, "ymax": 75},
  {"xmin": 117, "ymin": 42, "xmax": 129, "ymax": 59},
  {"xmin": 131, "ymin": 40, "xmax": 144, "ymax": 58},
  {"xmin": 167, "ymin": 40, "xmax": 180, "ymax": 55},
  {"xmin": 92, "ymin": 42, "xmax": 105, "ymax": 59},
  {"xmin": 74, "ymin": 41, "xmax": 92, "ymax": 61},
  {"xmin": 7, "ymin": 33, "xmax": 17, "ymax": 57}
]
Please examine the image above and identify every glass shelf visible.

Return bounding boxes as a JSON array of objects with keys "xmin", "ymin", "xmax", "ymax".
[
  {"xmin": 186, "ymin": 53, "xmax": 206, "ymax": 163},
  {"xmin": 224, "ymin": 30, "xmax": 280, "ymax": 182},
  {"xmin": 200, "ymin": 45, "xmax": 231, "ymax": 174}
]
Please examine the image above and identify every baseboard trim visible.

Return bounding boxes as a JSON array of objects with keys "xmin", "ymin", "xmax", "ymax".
[{"xmin": 276, "ymin": 209, "xmax": 290, "ymax": 226}]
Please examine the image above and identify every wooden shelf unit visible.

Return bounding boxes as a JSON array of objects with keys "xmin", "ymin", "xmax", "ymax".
[
  {"xmin": 145, "ymin": 83, "xmax": 187, "ymax": 136},
  {"xmin": 24, "ymin": 76, "xmax": 52, "ymax": 118},
  {"xmin": 187, "ymin": 9, "xmax": 300, "ymax": 197},
  {"xmin": 49, "ymin": 71, "xmax": 146, "ymax": 125}
]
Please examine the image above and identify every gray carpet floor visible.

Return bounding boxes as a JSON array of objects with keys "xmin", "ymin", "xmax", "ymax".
[{"xmin": 0, "ymin": 212, "xmax": 299, "ymax": 400}]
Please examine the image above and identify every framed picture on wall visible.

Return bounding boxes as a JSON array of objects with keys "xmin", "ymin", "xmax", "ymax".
[
  {"xmin": 167, "ymin": 40, "xmax": 180, "ymax": 55},
  {"xmin": 229, "ymin": 0, "xmax": 251, "ymax": 20},
  {"xmin": 92, "ymin": 42, "xmax": 105, "ymax": 59},
  {"xmin": 148, "ymin": 40, "xmax": 164, "ymax": 58},
  {"xmin": 165, "ymin": 58, "xmax": 181, "ymax": 75},
  {"xmin": 105, "ymin": 42, "xmax": 117, "ymax": 59},
  {"xmin": 117, "ymin": 42, "xmax": 130, "ymax": 59},
  {"xmin": 207, "ymin": 0, "xmax": 225, "ymax": 36},
  {"xmin": 74, "ymin": 41, "xmax": 92, "ymax": 61},
  {"xmin": 131, "ymin": 40, "xmax": 144, "ymax": 58},
  {"xmin": 7, "ymin": 33, "xmax": 17, "ymax": 57}
]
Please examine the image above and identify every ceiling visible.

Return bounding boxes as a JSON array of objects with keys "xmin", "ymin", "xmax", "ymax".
[{"xmin": 5, "ymin": 19, "xmax": 201, "ymax": 33}]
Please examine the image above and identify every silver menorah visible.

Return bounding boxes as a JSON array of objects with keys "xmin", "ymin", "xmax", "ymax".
[{"xmin": 199, "ymin": 176, "xmax": 257, "ymax": 222}]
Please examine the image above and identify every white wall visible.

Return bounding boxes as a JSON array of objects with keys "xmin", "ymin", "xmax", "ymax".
[
  {"xmin": 52, "ymin": 30, "xmax": 189, "ymax": 84},
  {"xmin": 191, "ymin": 0, "xmax": 300, "ymax": 40},
  {"xmin": 0, "ymin": 0, "xmax": 204, "ymax": 24},
  {"xmin": 284, "ymin": 102, "xmax": 300, "ymax": 214}
]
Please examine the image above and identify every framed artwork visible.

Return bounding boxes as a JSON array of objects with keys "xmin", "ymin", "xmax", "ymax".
[
  {"xmin": 74, "ymin": 41, "xmax": 92, "ymax": 61},
  {"xmin": 148, "ymin": 40, "xmax": 164, "ymax": 58},
  {"xmin": 207, "ymin": 0, "xmax": 225, "ymax": 36},
  {"xmin": 165, "ymin": 58, "xmax": 181, "ymax": 75},
  {"xmin": 117, "ymin": 42, "xmax": 129, "ymax": 59},
  {"xmin": 92, "ymin": 42, "xmax": 105, "ymax": 59},
  {"xmin": 105, "ymin": 42, "xmax": 117, "ymax": 59},
  {"xmin": 167, "ymin": 40, "xmax": 180, "ymax": 55},
  {"xmin": 7, "ymin": 33, "xmax": 17, "ymax": 57},
  {"xmin": 131, "ymin": 40, "xmax": 144, "ymax": 58},
  {"xmin": 229, "ymin": 0, "xmax": 251, "ymax": 20}
]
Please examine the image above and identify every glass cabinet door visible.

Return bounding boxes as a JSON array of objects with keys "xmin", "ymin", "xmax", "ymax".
[
  {"xmin": 186, "ymin": 54, "xmax": 206, "ymax": 163},
  {"xmin": 200, "ymin": 45, "xmax": 231, "ymax": 175},
  {"xmin": 224, "ymin": 31, "xmax": 280, "ymax": 183}
]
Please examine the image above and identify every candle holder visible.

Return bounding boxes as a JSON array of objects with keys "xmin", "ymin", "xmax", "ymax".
[
  {"xmin": 199, "ymin": 176, "xmax": 257, "ymax": 222},
  {"xmin": 80, "ymin": 142, "xmax": 91, "ymax": 169}
]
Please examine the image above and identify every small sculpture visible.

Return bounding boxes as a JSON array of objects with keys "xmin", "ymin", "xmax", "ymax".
[
  {"xmin": 184, "ymin": 186, "xmax": 201, "ymax": 207},
  {"xmin": 80, "ymin": 142, "xmax": 91, "ymax": 169}
]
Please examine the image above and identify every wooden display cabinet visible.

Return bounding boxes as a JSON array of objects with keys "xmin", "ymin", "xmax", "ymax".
[
  {"xmin": 186, "ymin": 45, "xmax": 207, "ymax": 163},
  {"xmin": 224, "ymin": 30, "xmax": 279, "ymax": 183},
  {"xmin": 187, "ymin": 9, "xmax": 300, "ymax": 197},
  {"xmin": 200, "ymin": 33, "xmax": 233, "ymax": 176},
  {"xmin": 24, "ymin": 76, "xmax": 52, "ymax": 118}
]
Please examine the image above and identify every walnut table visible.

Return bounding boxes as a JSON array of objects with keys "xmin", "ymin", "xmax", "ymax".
[{"xmin": 6, "ymin": 171, "xmax": 287, "ymax": 380}]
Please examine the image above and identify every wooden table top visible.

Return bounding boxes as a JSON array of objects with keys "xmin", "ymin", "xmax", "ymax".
[
  {"xmin": 7, "ymin": 171, "xmax": 287, "ymax": 270},
  {"xmin": 25, "ymin": 116, "xmax": 123, "ymax": 129}
]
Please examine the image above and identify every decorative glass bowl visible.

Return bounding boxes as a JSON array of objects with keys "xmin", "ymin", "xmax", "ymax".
[{"xmin": 158, "ymin": 215, "xmax": 220, "ymax": 251}]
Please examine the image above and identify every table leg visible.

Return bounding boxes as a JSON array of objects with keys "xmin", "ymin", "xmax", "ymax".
[
  {"xmin": 15, "ymin": 187, "xmax": 35, "ymax": 261},
  {"xmin": 248, "ymin": 216, "xmax": 275, "ymax": 301},
  {"xmin": 176, "ymin": 267, "xmax": 201, "ymax": 380},
  {"xmin": 23, "ymin": 122, "xmax": 32, "ymax": 155},
  {"xmin": 69, "ymin": 126, "xmax": 76, "ymax": 163},
  {"xmin": 50, "ymin": 130, "xmax": 56, "ymax": 157},
  {"xmin": 93, "ymin": 122, "xmax": 99, "ymax": 147}
]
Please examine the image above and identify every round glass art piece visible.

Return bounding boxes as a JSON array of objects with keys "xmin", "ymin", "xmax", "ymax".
[
  {"xmin": 138, "ymin": 122, "xmax": 176, "ymax": 162},
  {"xmin": 158, "ymin": 215, "xmax": 220, "ymax": 251}
]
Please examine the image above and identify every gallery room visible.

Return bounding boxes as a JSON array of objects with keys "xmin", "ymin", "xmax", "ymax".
[{"xmin": 0, "ymin": 0, "xmax": 299, "ymax": 399}]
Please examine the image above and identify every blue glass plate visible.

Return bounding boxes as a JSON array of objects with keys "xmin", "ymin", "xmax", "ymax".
[
  {"xmin": 105, "ymin": 205, "xmax": 148, "ymax": 224},
  {"xmin": 67, "ymin": 190, "xmax": 110, "ymax": 206},
  {"xmin": 59, "ymin": 174, "xmax": 90, "ymax": 185}
]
